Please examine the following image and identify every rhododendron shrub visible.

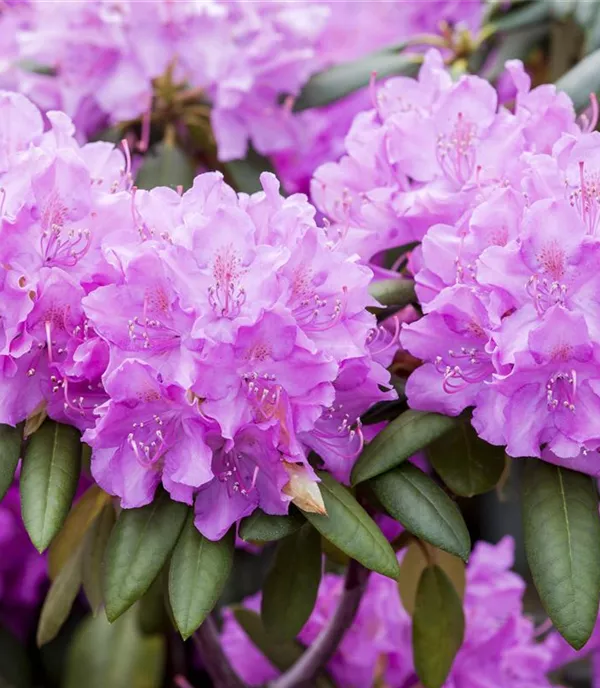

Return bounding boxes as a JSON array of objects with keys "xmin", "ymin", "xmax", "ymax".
[{"xmin": 3, "ymin": 2, "xmax": 600, "ymax": 688}]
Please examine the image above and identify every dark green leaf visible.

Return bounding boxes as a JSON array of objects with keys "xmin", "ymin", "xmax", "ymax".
[
  {"xmin": 352, "ymin": 410, "xmax": 456, "ymax": 485},
  {"xmin": 398, "ymin": 542, "xmax": 465, "ymax": 617},
  {"xmin": 294, "ymin": 48, "xmax": 418, "ymax": 111},
  {"xmin": 21, "ymin": 421, "xmax": 81, "ymax": 552},
  {"xmin": 522, "ymin": 460, "xmax": 600, "ymax": 649},
  {"xmin": 62, "ymin": 607, "xmax": 166, "ymax": 688},
  {"xmin": 302, "ymin": 472, "xmax": 399, "ymax": 579},
  {"xmin": 138, "ymin": 572, "xmax": 170, "ymax": 636},
  {"xmin": 491, "ymin": 1, "xmax": 550, "ymax": 33},
  {"xmin": 104, "ymin": 493, "xmax": 187, "ymax": 622},
  {"xmin": 82, "ymin": 503, "xmax": 115, "ymax": 616},
  {"xmin": 168, "ymin": 515, "xmax": 234, "ymax": 640},
  {"xmin": 37, "ymin": 545, "xmax": 84, "ymax": 647},
  {"xmin": 0, "ymin": 424, "xmax": 21, "ymax": 503},
  {"xmin": 426, "ymin": 417, "xmax": 506, "ymax": 497},
  {"xmin": 261, "ymin": 524, "xmax": 322, "ymax": 640},
  {"xmin": 369, "ymin": 279, "xmax": 416, "ymax": 308},
  {"xmin": 239, "ymin": 508, "xmax": 305, "ymax": 543},
  {"xmin": 232, "ymin": 608, "xmax": 335, "ymax": 688},
  {"xmin": 136, "ymin": 142, "xmax": 195, "ymax": 191},
  {"xmin": 224, "ymin": 147, "xmax": 277, "ymax": 195},
  {"xmin": 555, "ymin": 47, "xmax": 600, "ymax": 110},
  {"xmin": 369, "ymin": 464, "xmax": 470, "ymax": 562},
  {"xmin": 0, "ymin": 626, "xmax": 32, "ymax": 688},
  {"xmin": 413, "ymin": 565, "xmax": 465, "ymax": 688}
]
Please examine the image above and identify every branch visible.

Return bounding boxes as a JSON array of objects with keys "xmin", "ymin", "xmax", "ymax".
[
  {"xmin": 270, "ymin": 559, "xmax": 370, "ymax": 688},
  {"xmin": 193, "ymin": 616, "xmax": 246, "ymax": 688}
]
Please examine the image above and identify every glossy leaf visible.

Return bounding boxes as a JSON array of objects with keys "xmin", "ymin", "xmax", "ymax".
[
  {"xmin": 522, "ymin": 460, "xmax": 600, "ymax": 649},
  {"xmin": 491, "ymin": 0, "xmax": 550, "ymax": 33},
  {"xmin": 261, "ymin": 524, "xmax": 322, "ymax": 640},
  {"xmin": 370, "ymin": 463, "xmax": 470, "ymax": 561},
  {"xmin": 63, "ymin": 607, "xmax": 166, "ymax": 688},
  {"xmin": 49, "ymin": 485, "xmax": 111, "ymax": 579},
  {"xmin": 239, "ymin": 508, "xmax": 305, "ymax": 543},
  {"xmin": 232, "ymin": 608, "xmax": 335, "ymax": 688},
  {"xmin": 224, "ymin": 147, "xmax": 276, "ymax": 195},
  {"xmin": 37, "ymin": 545, "xmax": 84, "ymax": 646},
  {"xmin": 168, "ymin": 515, "xmax": 234, "ymax": 640},
  {"xmin": 138, "ymin": 572, "xmax": 170, "ymax": 636},
  {"xmin": 352, "ymin": 410, "xmax": 455, "ymax": 485},
  {"xmin": 369, "ymin": 279, "xmax": 416, "ymax": 308},
  {"xmin": 0, "ymin": 424, "xmax": 21, "ymax": 502},
  {"xmin": 413, "ymin": 565, "xmax": 465, "ymax": 688},
  {"xmin": 426, "ymin": 417, "xmax": 506, "ymax": 497},
  {"xmin": 136, "ymin": 141, "xmax": 195, "ymax": 191},
  {"xmin": 302, "ymin": 472, "xmax": 399, "ymax": 579},
  {"xmin": 555, "ymin": 47, "xmax": 600, "ymax": 110},
  {"xmin": 104, "ymin": 493, "xmax": 187, "ymax": 622},
  {"xmin": 82, "ymin": 503, "xmax": 115, "ymax": 616},
  {"xmin": 398, "ymin": 541, "xmax": 465, "ymax": 617},
  {"xmin": 293, "ymin": 48, "xmax": 417, "ymax": 111},
  {"xmin": 21, "ymin": 421, "xmax": 82, "ymax": 552},
  {"xmin": 0, "ymin": 626, "xmax": 32, "ymax": 688}
]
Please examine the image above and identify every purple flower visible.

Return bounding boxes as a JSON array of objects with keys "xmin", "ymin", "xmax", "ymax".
[
  {"xmin": 0, "ymin": 92, "xmax": 392, "ymax": 540},
  {"xmin": 221, "ymin": 538, "xmax": 555, "ymax": 688},
  {"xmin": 402, "ymin": 121, "xmax": 600, "ymax": 466},
  {"xmin": 0, "ymin": 483, "xmax": 46, "ymax": 639},
  {"xmin": 312, "ymin": 51, "xmax": 578, "ymax": 271},
  {"xmin": 2, "ymin": 1, "xmax": 485, "ymax": 174}
]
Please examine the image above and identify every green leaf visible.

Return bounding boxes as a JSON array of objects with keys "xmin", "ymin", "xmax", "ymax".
[
  {"xmin": 522, "ymin": 460, "xmax": 600, "ymax": 649},
  {"xmin": 352, "ymin": 410, "xmax": 456, "ymax": 485},
  {"xmin": 138, "ymin": 571, "xmax": 170, "ymax": 636},
  {"xmin": 0, "ymin": 424, "xmax": 21, "ymax": 503},
  {"xmin": 490, "ymin": 0, "xmax": 550, "ymax": 33},
  {"xmin": 37, "ymin": 544, "xmax": 84, "ymax": 647},
  {"xmin": 82, "ymin": 503, "xmax": 115, "ymax": 616},
  {"xmin": 224, "ymin": 146, "xmax": 277, "ymax": 195},
  {"xmin": 49, "ymin": 485, "xmax": 111, "ymax": 579},
  {"xmin": 302, "ymin": 472, "xmax": 399, "ymax": 579},
  {"xmin": 104, "ymin": 493, "xmax": 187, "ymax": 622},
  {"xmin": 369, "ymin": 464, "xmax": 470, "ymax": 562},
  {"xmin": 261, "ymin": 524, "xmax": 322, "ymax": 640},
  {"xmin": 168, "ymin": 515, "xmax": 234, "ymax": 640},
  {"xmin": 62, "ymin": 607, "xmax": 166, "ymax": 688},
  {"xmin": 413, "ymin": 565, "xmax": 465, "ymax": 688},
  {"xmin": 369, "ymin": 279, "xmax": 416, "ymax": 308},
  {"xmin": 398, "ymin": 542, "xmax": 465, "ymax": 617},
  {"xmin": 21, "ymin": 421, "xmax": 82, "ymax": 552},
  {"xmin": 426, "ymin": 417, "xmax": 506, "ymax": 497},
  {"xmin": 555, "ymin": 47, "xmax": 600, "ymax": 111},
  {"xmin": 135, "ymin": 142, "xmax": 195, "ymax": 191},
  {"xmin": 0, "ymin": 626, "xmax": 32, "ymax": 688},
  {"xmin": 232, "ymin": 608, "xmax": 335, "ymax": 688},
  {"xmin": 239, "ymin": 508, "xmax": 305, "ymax": 543},
  {"xmin": 293, "ymin": 48, "xmax": 418, "ymax": 111}
]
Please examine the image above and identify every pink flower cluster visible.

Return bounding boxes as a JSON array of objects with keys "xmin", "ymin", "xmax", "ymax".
[
  {"xmin": 0, "ymin": 1, "xmax": 483, "ymax": 185},
  {"xmin": 0, "ymin": 91, "xmax": 393, "ymax": 540},
  {"xmin": 311, "ymin": 50, "xmax": 600, "ymax": 468},
  {"xmin": 221, "ymin": 538, "xmax": 556, "ymax": 688},
  {"xmin": 397, "ymin": 71, "xmax": 600, "ymax": 468},
  {"xmin": 312, "ymin": 51, "xmax": 579, "ymax": 279}
]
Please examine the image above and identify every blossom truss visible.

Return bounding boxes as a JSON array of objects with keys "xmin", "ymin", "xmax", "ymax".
[
  {"xmin": 396, "ymin": 73, "xmax": 600, "ymax": 469},
  {"xmin": 311, "ymin": 50, "xmax": 579, "ymax": 278},
  {"xmin": 310, "ymin": 46, "xmax": 600, "ymax": 469},
  {"xmin": 1, "ymin": 1, "xmax": 483, "ymax": 186},
  {"xmin": 0, "ymin": 91, "xmax": 394, "ymax": 540},
  {"xmin": 221, "ymin": 537, "xmax": 557, "ymax": 688}
]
